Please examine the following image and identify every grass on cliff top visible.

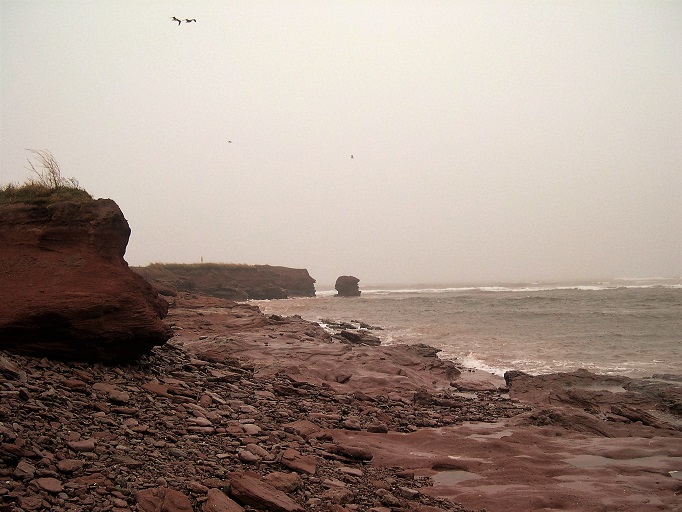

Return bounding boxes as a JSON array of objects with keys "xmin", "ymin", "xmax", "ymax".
[
  {"xmin": 0, "ymin": 149, "xmax": 93, "ymax": 204},
  {"xmin": 146, "ymin": 262, "xmax": 254, "ymax": 273},
  {"xmin": 0, "ymin": 182, "xmax": 93, "ymax": 204}
]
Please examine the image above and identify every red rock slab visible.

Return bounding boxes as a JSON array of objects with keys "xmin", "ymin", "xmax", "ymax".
[
  {"xmin": 330, "ymin": 421, "xmax": 682, "ymax": 512},
  {"xmin": 183, "ymin": 333, "xmax": 469, "ymax": 400},
  {"xmin": 143, "ymin": 379, "xmax": 173, "ymax": 398},
  {"xmin": 57, "ymin": 459, "xmax": 85, "ymax": 473},
  {"xmin": 281, "ymin": 419, "xmax": 321, "ymax": 438},
  {"xmin": 30, "ymin": 477, "xmax": 63, "ymax": 493},
  {"xmin": 263, "ymin": 472, "xmax": 301, "ymax": 493},
  {"xmin": 228, "ymin": 471, "xmax": 304, "ymax": 512},
  {"xmin": 60, "ymin": 378, "xmax": 89, "ymax": 391},
  {"xmin": 68, "ymin": 472, "xmax": 113, "ymax": 487},
  {"xmin": 202, "ymin": 488, "xmax": 244, "ymax": 512},
  {"xmin": 17, "ymin": 495, "xmax": 43, "ymax": 510},
  {"xmin": 66, "ymin": 439, "xmax": 96, "ymax": 452},
  {"xmin": 135, "ymin": 486, "xmax": 193, "ymax": 512},
  {"xmin": 172, "ymin": 293, "xmax": 506, "ymax": 400},
  {"xmin": 280, "ymin": 448, "xmax": 317, "ymax": 475},
  {"xmin": 0, "ymin": 442, "xmax": 33, "ymax": 457},
  {"xmin": 334, "ymin": 444, "xmax": 374, "ymax": 461},
  {"xmin": 0, "ymin": 355, "xmax": 22, "ymax": 379}
]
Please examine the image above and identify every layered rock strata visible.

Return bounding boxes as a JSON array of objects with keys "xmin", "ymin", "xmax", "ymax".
[{"xmin": 0, "ymin": 199, "xmax": 171, "ymax": 362}]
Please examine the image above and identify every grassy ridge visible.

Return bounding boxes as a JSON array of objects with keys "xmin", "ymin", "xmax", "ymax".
[
  {"xmin": 0, "ymin": 182, "xmax": 93, "ymax": 204},
  {"xmin": 146, "ymin": 262, "xmax": 253, "ymax": 272}
]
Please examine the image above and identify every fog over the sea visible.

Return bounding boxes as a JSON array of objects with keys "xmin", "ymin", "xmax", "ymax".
[{"xmin": 2, "ymin": 1, "xmax": 680, "ymax": 287}]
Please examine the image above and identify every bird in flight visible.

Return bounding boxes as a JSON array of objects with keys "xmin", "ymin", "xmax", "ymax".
[
  {"xmin": 171, "ymin": 16, "xmax": 182, "ymax": 25},
  {"xmin": 351, "ymin": 155, "xmax": 354, "ymax": 159},
  {"xmin": 185, "ymin": 19, "xmax": 197, "ymax": 23}
]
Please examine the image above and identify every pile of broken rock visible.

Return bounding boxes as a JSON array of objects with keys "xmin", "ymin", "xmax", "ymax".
[{"xmin": 0, "ymin": 333, "xmax": 511, "ymax": 512}]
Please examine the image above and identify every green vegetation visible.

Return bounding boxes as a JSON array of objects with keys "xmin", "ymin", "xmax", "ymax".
[{"xmin": 0, "ymin": 149, "xmax": 93, "ymax": 204}]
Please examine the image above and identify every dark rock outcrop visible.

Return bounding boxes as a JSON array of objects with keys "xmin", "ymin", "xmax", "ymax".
[
  {"xmin": 337, "ymin": 329, "xmax": 381, "ymax": 346},
  {"xmin": 134, "ymin": 263, "xmax": 316, "ymax": 300},
  {"xmin": 0, "ymin": 199, "xmax": 172, "ymax": 362},
  {"xmin": 335, "ymin": 275, "xmax": 361, "ymax": 297}
]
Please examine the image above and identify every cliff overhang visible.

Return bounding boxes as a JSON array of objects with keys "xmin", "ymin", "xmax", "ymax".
[{"xmin": 0, "ymin": 199, "xmax": 172, "ymax": 362}]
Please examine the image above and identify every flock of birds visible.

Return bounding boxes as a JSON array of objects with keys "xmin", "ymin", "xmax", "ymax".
[{"xmin": 171, "ymin": 16, "xmax": 196, "ymax": 25}]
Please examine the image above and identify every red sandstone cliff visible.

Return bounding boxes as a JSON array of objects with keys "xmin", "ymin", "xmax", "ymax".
[{"xmin": 0, "ymin": 198, "xmax": 172, "ymax": 362}]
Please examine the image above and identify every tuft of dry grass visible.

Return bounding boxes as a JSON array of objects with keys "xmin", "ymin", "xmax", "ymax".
[{"xmin": 0, "ymin": 149, "xmax": 93, "ymax": 204}]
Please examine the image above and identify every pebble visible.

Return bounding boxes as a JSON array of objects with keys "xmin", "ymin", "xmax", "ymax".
[
  {"xmin": 0, "ymin": 293, "xmax": 528, "ymax": 512},
  {"xmin": 66, "ymin": 439, "xmax": 96, "ymax": 452}
]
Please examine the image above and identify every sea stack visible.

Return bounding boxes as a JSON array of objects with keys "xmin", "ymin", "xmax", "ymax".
[{"xmin": 335, "ymin": 275, "xmax": 361, "ymax": 297}]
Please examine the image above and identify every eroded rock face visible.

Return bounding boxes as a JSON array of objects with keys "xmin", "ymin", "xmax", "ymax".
[
  {"xmin": 0, "ymin": 199, "xmax": 172, "ymax": 362},
  {"xmin": 335, "ymin": 275, "xmax": 361, "ymax": 297},
  {"xmin": 134, "ymin": 264, "xmax": 317, "ymax": 300}
]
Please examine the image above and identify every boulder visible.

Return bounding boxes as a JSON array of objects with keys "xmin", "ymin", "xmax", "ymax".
[
  {"xmin": 338, "ymin": 329, "xmax": 381, "ymax": 346},
  {"xmin": 335, "ymin": 275, "xmax": 361, "ymax": 297},
  {"xmin": 228, "ymin": 471, "xmax": 304, "ymax": 512},
  {"xmin": 0, "ymin": 199, "xmax": 172, "ymax": 362},
  {"xmin": 203, "ymin": 488, "xmax": 244, "ymax": 512},
  {"xmin": 135, "ymin": 487, "xmax": 193, "ymax": 512}
]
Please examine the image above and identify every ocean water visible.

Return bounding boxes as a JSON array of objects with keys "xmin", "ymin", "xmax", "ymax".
[{"xmin": 252, "ymin": 278, "xmax": 682, "ymax": 379}]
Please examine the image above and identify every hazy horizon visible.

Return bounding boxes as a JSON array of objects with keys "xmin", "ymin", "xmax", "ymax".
[{"xmin": 2, "ymin": 1, "xmax": 681, "ymax": 286}]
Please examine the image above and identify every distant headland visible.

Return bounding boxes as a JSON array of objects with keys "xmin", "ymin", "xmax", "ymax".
[{"xmin": 133, "ymin": 262, "xmax": 317, "ymax": 300}]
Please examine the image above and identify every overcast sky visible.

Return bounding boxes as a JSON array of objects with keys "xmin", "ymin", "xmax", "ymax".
[{"xmin": 2, "ymin": 1, "xmax": 681, "ymax": 287}]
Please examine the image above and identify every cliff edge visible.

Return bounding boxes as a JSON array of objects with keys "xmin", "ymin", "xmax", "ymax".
[
  {"xmin": 0, "ymin": 198, "xmax": 172, "ymax": 362},
  {"xmin": 134, "ymin": 263, "xmax": 316, "ymax": 300}
]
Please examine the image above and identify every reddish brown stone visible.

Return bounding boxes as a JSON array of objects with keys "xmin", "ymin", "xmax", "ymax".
[
  {"xmin": 60, "ymin": 378, "xmax": 88, "ymax": 391},
  {"xmin": 334, "ymin": 444, "xmax": 373, "ymax": 461},
  {"xmin": 68, "ymin": 472, "xmax": 113, "ymax": 487},
  {"xmin": 135, "ymin": 487, "xmax": 193, "ymax": 512},
  {"xmin": 228, "ymin": 472, "xmax": 304, "ymax": 512},
  {"xmin": 0, "ymin": 442, "xmax": 30, "ymax": 457},
  {"xmin": 67, "ymin": 439, "xmax": 95, "ymax": 452},
  {"xmin": 30, "ymin": 477, "xmax": 63, "ymax": 493},
  {"xmin": 17, "ymin": 495, "xmax": 44, "ymax": 510},
  {"xmin": 281, "ymin": 420, "xmax": 320, "ymax": 438},
  {"xmin": 0, "ymin": 355, "xmax": 22, "ymax": 379},
  {"xmin": 57, "ymin": 459, "xmax": 85, "ymax": 473},
  {"xmin": 202, "ymin": 488, "xmax": 244, "ymax": 512},
  {"xmin": 280, "ymin": 449, "xmax": 317, "ymax": 475},
  {"xmin": 13, "ymin": 459, "xmax": 36, "ymax": 479},
  {"xmin": 143, "ymin": 380, "xmax": 173, "ymax": 397},
  {"xmin": 264, "ymin": 472, "xmax": 301, "ymax": 493}
]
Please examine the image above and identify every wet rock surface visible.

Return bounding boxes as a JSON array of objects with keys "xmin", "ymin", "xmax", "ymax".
[
  {"xmin": 1, "ymin": 292, "xmax": 681, "ymax": 511},
  {"xmin": 0, "ymin": 335, "xmax": 492, "ymax": 510}
]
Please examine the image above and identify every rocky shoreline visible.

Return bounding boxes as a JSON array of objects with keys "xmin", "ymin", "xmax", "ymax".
[{"xmin": 2, "ymin": 292, "xmax": 681, "ymax": 511}]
